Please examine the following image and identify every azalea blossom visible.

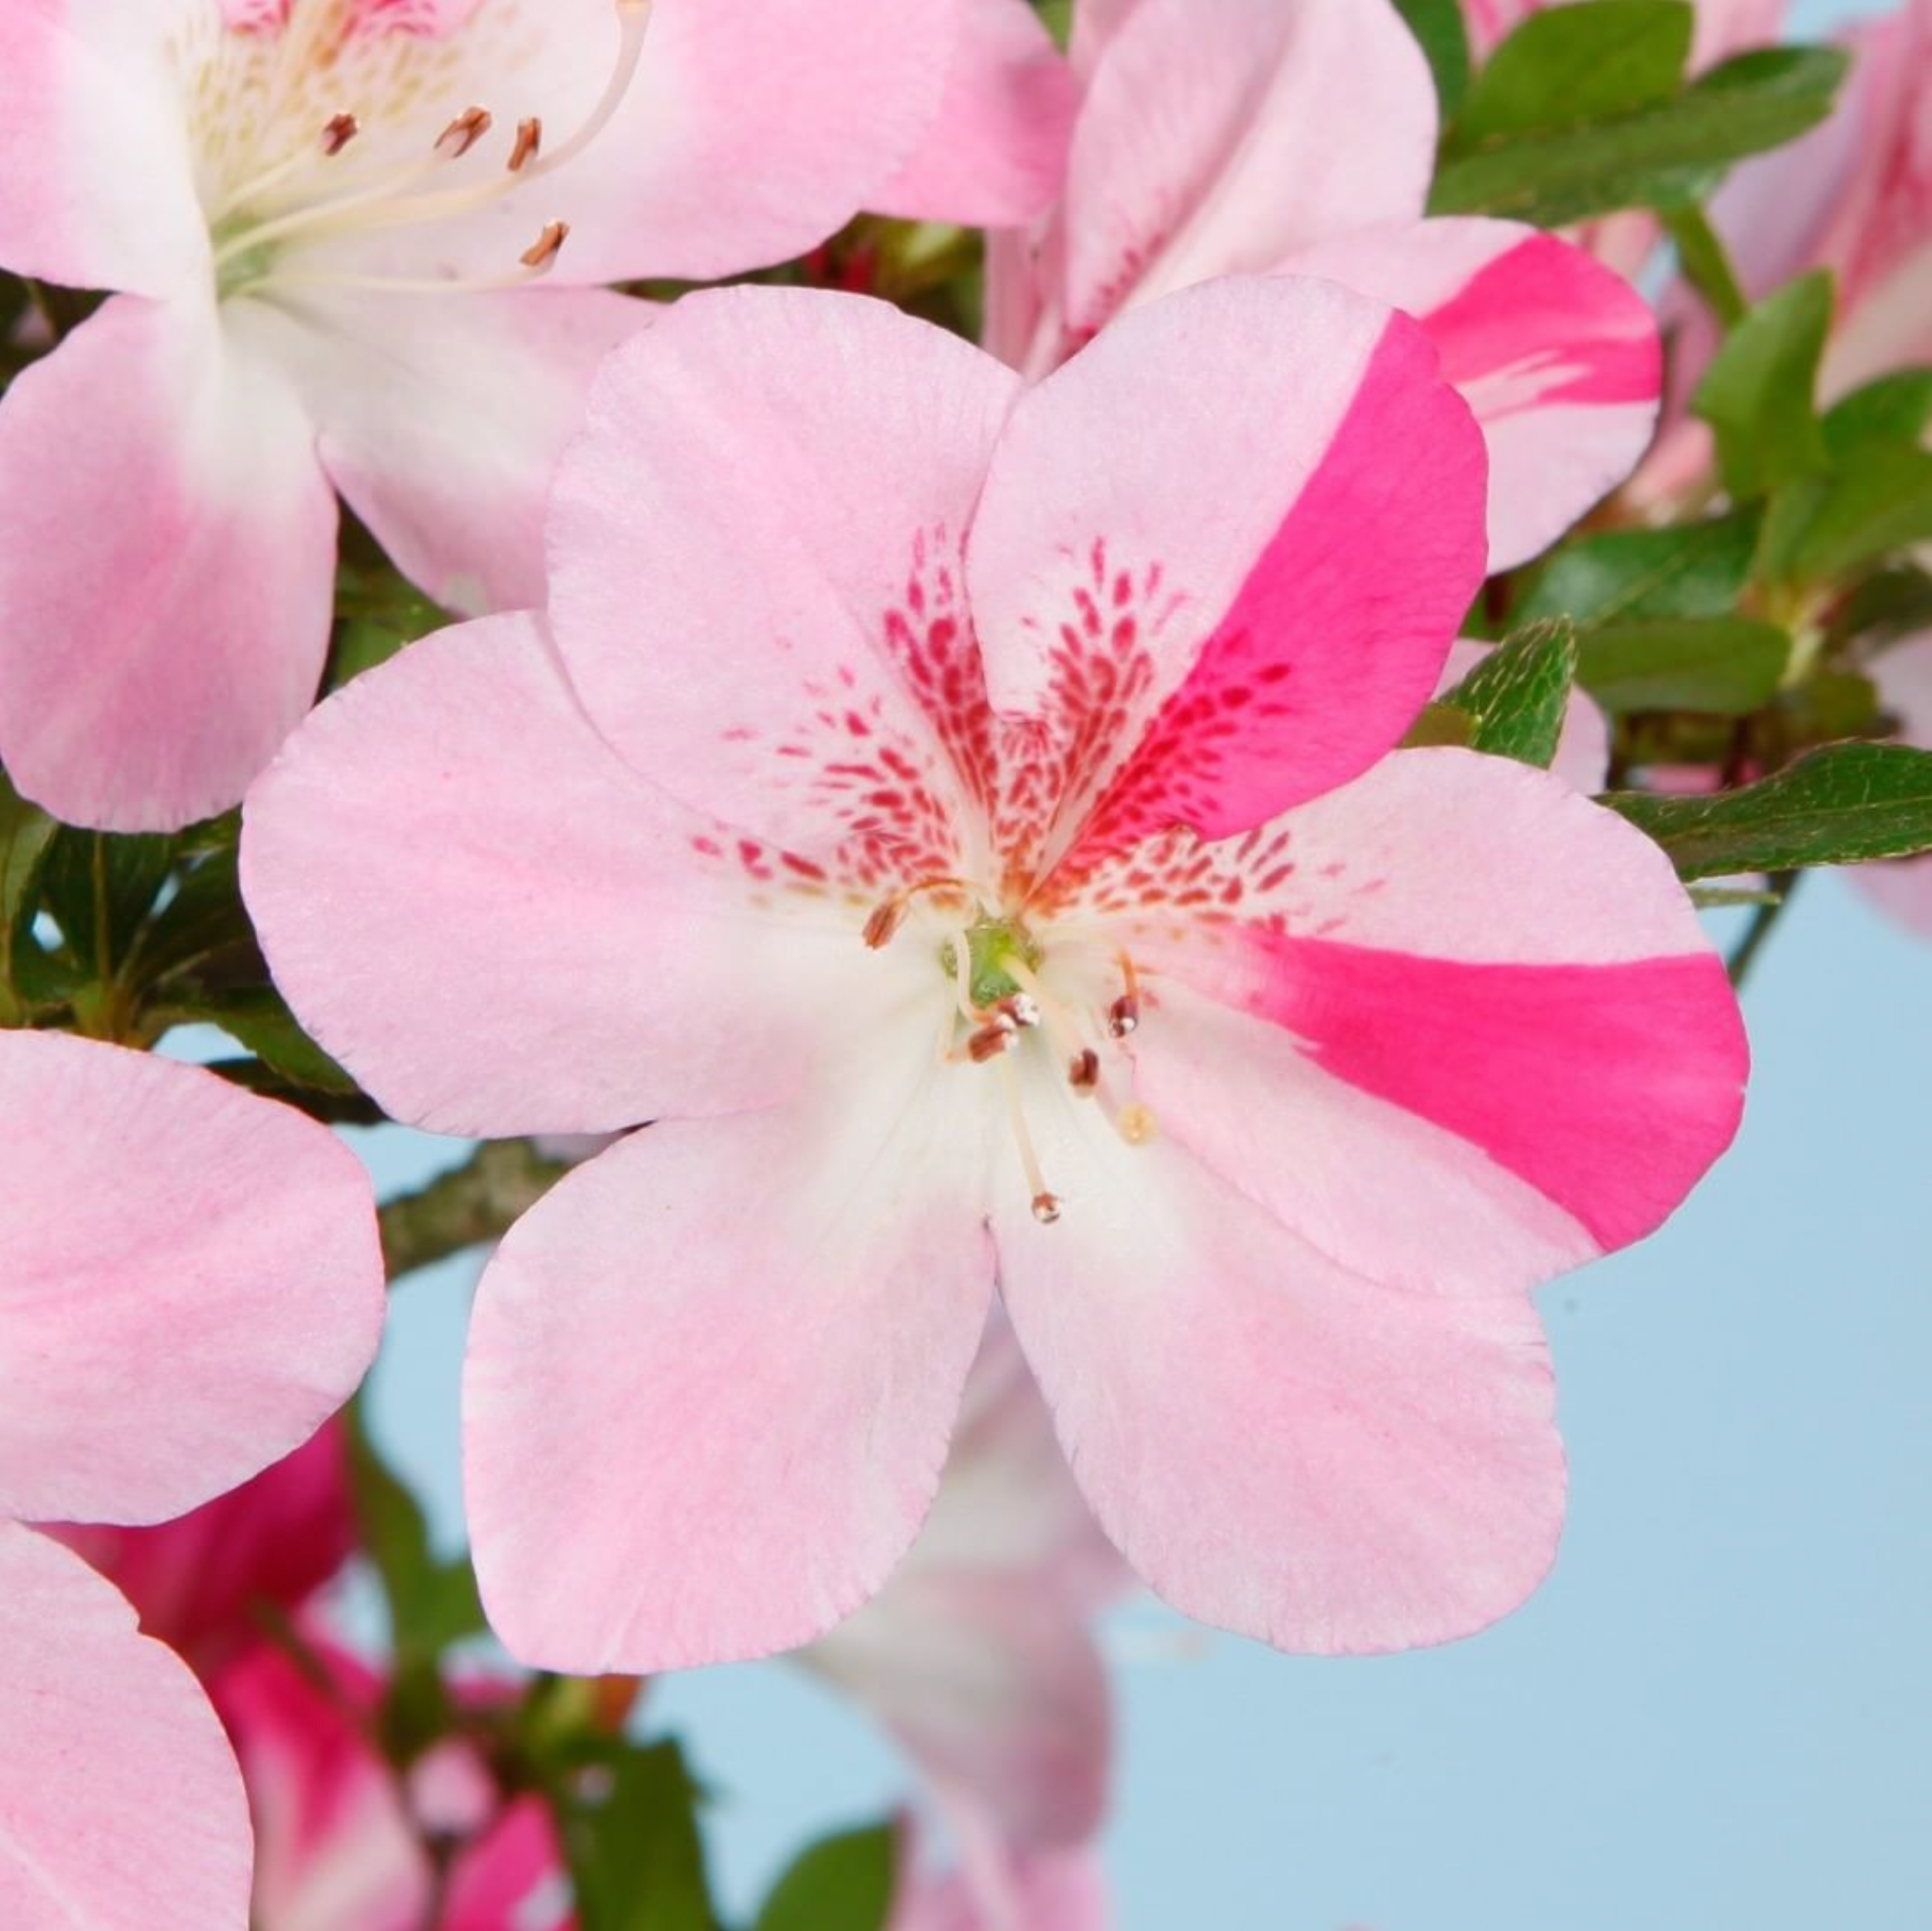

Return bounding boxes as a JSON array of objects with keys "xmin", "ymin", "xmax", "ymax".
[
  {"xmin": 0, "ymin": 1030, "xmax": 383, "ymax": 1925},
  {"xmin": 0, "ymin": 0, "xmax": 979, "ymax": 833},
  {"xmin": 246, "ymin": 276, "xmax": 1747, "ymax": 1672},
  {"xmin": 988, "ymin": 0, "xmax": 1664, "ymax": 571}
]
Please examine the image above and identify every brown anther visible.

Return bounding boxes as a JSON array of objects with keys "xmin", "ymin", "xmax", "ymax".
[
  {"xmin": 863, "ymin": 898, "xmax": 908, "ymax": 950},
  {"xmin": 320, "ymin": 112, "xmax": 361, "ymax": 158},
  {"xmin": 1031, "ymin": 1192, "xmax": 1064, "ymax": 1225},
  {"xmin": 967, "ymin": 1017, "xmax": 1017, "ymax": 1064},
  {"xmin": 1068, "ymin": 1048, "xmax": 1101, "ymax": 1092},
  {"xmin": 994, "ymin": 993, "xmax": 1042, "ymax": 1030},
  {"xmin": 508, "ymin": 117, "xmax": 543, "ymax": 172},
  {"xmin": 1107, "ymin": 994, "xmax": 1141, "ymax": 1039},
  {"xmin": 520, "ymin": 219, "xmax": 570, "ymax": 271},
  {"xmin": 437, "ymin": 106, "xmax": 494, "ymax": 158}
]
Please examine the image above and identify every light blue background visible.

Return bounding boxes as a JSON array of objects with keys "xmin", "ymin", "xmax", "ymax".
[{"xmin": 358, "ymin": 1, "xmax": 1927, "ymax": 1917}]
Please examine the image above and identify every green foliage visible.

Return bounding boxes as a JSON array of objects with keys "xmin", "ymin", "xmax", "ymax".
[
  {"xmin": 752, "ymin": 1824, "xmax": 899, "ymax": 1931},
  {"xmin": 1516, "ymin": 513, "xmax": 1761, "ymax": 626},
  {"xmin": 1693, "ymin": 271, "xmax": 1832, "ymax": 498},
  {"xmin": 1392, "ymin": 0, "xmax": 1472, "ymax": 117},
  {"xmin": 1440, "ymin": 621, "xmax": 1578, "ymax": 766},
  {"xmin": 1603, "ymin": 744, "xmax": 1932, "ymax": 877},
  {"xmin": 1760, "ymin": 442, "xmax": 1932, "ymax": 585},
  {"xmin": 1456, "ymin": 0, "xmax": 1688, "ymax": 142},
  {"xmin": 1820, "ymin": 367, "xmax": 1932, "ymax": 458},
  {"xmin": 558, "ymin": 1738, "xmax": 719, "ymax": 1931},
  {"xmin": 1578, "ymin": 616, "xmax": 1791, "ymax": 715}
]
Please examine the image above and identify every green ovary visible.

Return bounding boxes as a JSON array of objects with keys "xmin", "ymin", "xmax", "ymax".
[{"xmin": 938, "ymin": 913, "xmax": 1045, "ymax": 1009}]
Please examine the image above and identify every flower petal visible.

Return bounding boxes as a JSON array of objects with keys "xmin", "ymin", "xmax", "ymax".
[
  {"xmin": 0, "ymin": 1032, "xmax": 382, "ymax": 1527},
  {"xmin": 872, "ymin": 0, "xmax": 1080, "ymax": 228},
  {"xmin": 244, "ymin": 611, "xmax": 869, "ymax": 1138},
  {"xmin": 1051, "ymin": 0, "xmax": 1436, "ymax": 338},
  {"xmin": 258, "ymin": 285, "xmax": 650, "ymax": 615},
  {"xmin": 1113, "ymin": 750, "xmax": 1747, "ymax": 1283},
  {"xmin": 968, "ymin": 277, "xmax": 1486, "ymax": 871},
  {"xmin": 0, "ymin": 293, "xmax": 336, "ymax": 831},
  {"xmin": 465, "ymin": 1044, "xmax": 996, "ymax": 1672},
  {"xmin": 1278, "ymin": 220, "xmax": 1663, "ymax": 570},
  {"xmin": 0, "ymin": 1524, "xmax": 251, "ymax": 1931},
  {"xmin": 994, "ymin": 1103, "xmax": 1567, "ymax": 1653},
  {"xmin": 0, "ymin": 2, "xmax": 207, "ymax": 297},
  {"xmin": 547, "ymin": 287, "xmax": 1023, "ymax": 869}
]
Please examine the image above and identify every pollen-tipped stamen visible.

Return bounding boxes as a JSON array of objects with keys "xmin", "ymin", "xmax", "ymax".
[{"xmin": 998, "ymin": 1057, "xmax": 1062, "ymax": 1228}]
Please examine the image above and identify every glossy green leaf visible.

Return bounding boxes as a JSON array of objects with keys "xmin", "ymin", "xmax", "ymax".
[
  {"xmin": 1693, "ymin": 271, "xmax": 1831, "ymax": 497},
  {"xmin": 1577, "ymin": 616, "xmax": 1790, "ymax": 714},
  {"xmin": 1456, "ymin": 0, "xmax": 1688, "ymax": 141},
  {"xmin": 1393, "ymin": 0, "xmax": 1472, "ymax": 117},
  {"xmin": 1820, "ymin": 367, "xmax": 1932, "ymax": 457},
  {"xmin": 752, "ymin": 1824, "xmax": 899, "ymax": 1931},
  {"xmin": 564, "ymin": 1739, "xmax": 717, "ymax": 1931},
  {"xmin": 1760, "ymin": 442, "xmax": 1932, "ymax": 583},
  {"xmin": 1516, "ymin": 512, "xmax": 1760, "ymax": 625},
  {"xmin": 1440, "ymin": 620, "xmax": 1577, "ymax": 766},
  {"xmin": 1603, "ymin": 743, "xmax": 1932, "ymax": 876},
  {"xmin": 1430, "ymin": 45, "xmax": 1848, "ymax": 226}
]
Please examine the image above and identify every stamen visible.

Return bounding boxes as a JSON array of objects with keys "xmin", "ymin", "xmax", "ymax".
[
  {"xmin": 1031, "ymin": 1194, "xmax": 1064, "ymax": 1225},
  {"xmin": 966, "ymin": 1016, "xmax": 1017, "ymax": 1064},
  {"xmin": 437, "ymin": 106, "xmax": 494, "ymax": 159},
  {"xmin": 994, "ymin": 993, "xmax": 1042, "ymax": 1030},
  {"xmin": 509, "ymin": 118, "xmax": 544, "ymax": 173},
  {"xmin": 519, "ymin": 219, "xmax": 570, "ymax": 272},
  {"xmin": 863, "ymin": 877, "xmax": 970, "ymax": 951},
  {"xmin": 1115, "ymin": 1102, "xmax": 1159, "ymax": 1146},
  {"xmin": 321, "ymin": 112, "xmax": 361, "ymax": 158},
  {"xmin": 1068, "ymin": 1048, "xmax": 1101, "ymax": 1093},
  {"xmin": 1107, "ymin": 994, "xmax": 1140, "ymax": 1039},
  {"xmin": 998, "ymin": 1056, "xmax": 1062, "ymax": 1226}
]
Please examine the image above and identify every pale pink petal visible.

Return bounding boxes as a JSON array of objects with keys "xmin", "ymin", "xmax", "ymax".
[
  {"xmin": 892, "ymin": 1829, "xmax": 1109, "ymax": 1931},
  {"xmin": 1051, "ymin": 0, "xmax": 1436, "ymax": 339},
  {"xmin": 47, "ymin": 1423, "xmax": 355, "ymax": 1670},
  {"xmin": 1438, "ymin": 638, "xmax": 1610, "ymax": 794},
  {"xmin": 465, "ymin": 1045, "xmax": 996, "ymax": 1672},
  {"xmin": 441, "ymin": 1796, "xmax": 570, "ymax": 1931},
  {"xmin": 243, "ymin": 611, "xmax": 875, "ymax": 1138},
  {"xmin": 0, "ymin": 2, "xmax": 207, "ymax": 296},
  {"xmin": 254, "ymin": 286, "xmax": 651, "ymax": 615},
  {"xmin": 1858, "ymin": 632, "xmax": 1932, "ymax": 935},
  {"xmin": 0, "ymin": 293, "xmax": 336, "ymax": 831},
  {"xmin": 0, "ymin": 1524, "xmax": 251, "ymax": 1931},
  {"xmin": 1278, "ymin": 220, "xmax": 1662, "ymax": 569},
  {"xmin": 1106, "ymin": 751, "xmax": 1746, "ymax": 1285},
  {"xmin": 0, "ymin": 1032, "xmax": 382, "ymax": 1527},
  {"xmin": 968, "ymin": 278, "xmax": 1486, "ymax": 868},
  {"xmin": 994, "ymin": 1105, "xmax": 1567, "ymax": 1653},
  {"xmin": 873, "ymin": 0, "xmax": 1080, "ymax": 227},
  {"xmin": 547, "ymin": 287, "xmax": 1022, "ymax": 861},
  {"xmin": 213, "ymin": 1640, "xmax": 433, "ymax": 1931}
]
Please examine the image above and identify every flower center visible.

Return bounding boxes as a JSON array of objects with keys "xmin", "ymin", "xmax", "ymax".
[
  {"xmin": 864, "ymin": 882, "xmax": 1160, "ymax": 1225},
  {"xmin": 203, "ymin": 0, "xmax": 652, "ymax": 304}
]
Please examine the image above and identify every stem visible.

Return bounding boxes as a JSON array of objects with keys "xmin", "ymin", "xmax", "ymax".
[
  {"xmin": 379, "ymin": 1139, "xmax": 574, "ymax": 1282},
  {"xmin": 1665, "ymin": 206, "xmax": 1749, "ymax": 331},
  {"xmin": 1726, "ymin": 869, "xmax": 1802, "ymax": 988}
]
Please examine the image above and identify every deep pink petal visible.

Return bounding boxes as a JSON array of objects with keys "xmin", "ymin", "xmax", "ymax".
[
  {"xmin": 993, "ymin": 1105, "xmax": 1567, "ymax": 1653},
  {"xmin": 0, "ymin": 2, "xmax": 207, "ymax": 296},
  {"xmin": 0, "ymin": 1032, "xmax": 382, "ymax": 1527},
  {"xmin": 441, "ymin": 1795, "xmax": 568, "ymax": 1931},
  {"xmin": 1109, "ymin": 751, "xmax": 1747, "ymax": 1278},
  {"xmin": 1278, "ymin": 219, "xmax": 1663, "ymax": 569},
  {"xmin": 261, "ymin": 286, "xmax": 651, "ymax": 615},
  {"xmin": 465, "ymin": 1049, "xmax": 996, "ymax": 1673},
  {"xmin": 0, "ymin": 293, "xmax": 336, "ymax": 830},
  {"xmin": 1051, "ymin": 0, "xmax": 1436, "ymax": 340},
  {"xmin": 967, "ymin": 278, "xmax": 1486, "ymax": 874},
  {"xmin": 0, "ymin": 1524, "xmax": 252, "ymax": 1930},
  {"xmin": 547, "ymin": 287, "xmax": 1022, "ymax": 871},
  {"xmin": 873, "ymin": 0, "xmax": 1080, "ymax": 228},
  {"xmin": 1439, "ymin": 638, "xmax": 1610, "ymax": 795},
  {"xmin": 244, "ymin": 612, "xmax": 869, "ymax": 1138}
]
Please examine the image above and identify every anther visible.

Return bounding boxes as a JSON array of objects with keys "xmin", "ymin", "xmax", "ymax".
[
  {"xmin": 1107, "ymin": 994, "xmax": 1140, "ymax": 1039},
  {"xmin": 437, "ymin": 107, "xmax": 494, "ymax": 158},
  {"xmin": 509, "ymin": 118, "xmax": 544, "ymax": 173},
  {"xmin": 1031, "ymin": 1193, "xmax": 1064, "ymax": 1225},
  {"xmin": 864, "ymin": 899, "xmax": 909, "ymax": 950},
  {"xmin": 320, "ymin": 113, "xmax": 361, "ymax": 158},
  {"xmin": 967, "ymin": 1017, "xmax": 1017, "ymax": 1064},
  {"xmin": 994, "ymin": 993, "xmax": 1042, "ymax": 1030},
  {"xmin": 519, "ymin": 220, "xmax": 570, "ymax": 272},
  {"xmin": 1116, "ymin": 1102, "xmax": 1159, "ymax": 1146},
  {"xmin": 1068, "ymin": 1048, "xmax": 1101, "ymax": 1092}
]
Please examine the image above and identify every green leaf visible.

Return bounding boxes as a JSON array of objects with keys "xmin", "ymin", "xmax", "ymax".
[
  {"xmin": 1577, "ymin": 616, "xmax": 1790, "ymax": 714},
  {"xmin": 192, "ymin": 985, "xmax": 359, "ymax": 1094},
  {"xmin": 122, "ymin": 843, "xmax": 256, "ymax": 993},
  {"xmin": 1692, "ymin": 271, "xmax": 1831, "ymax": 497},
  {"xmin": 1440, "ymin": 620, "xmax": 1577, "ymax": 766},
  {"xmin": 1516, "ymin": 512, "xmax": 1760, "ymax": 625},
  {"xmin": 1820, "ymin": 366, "xmax": 1932, "ymax": 457},
  {"xmin": 1430, "ymin": 44, "xmax": 1848, "ymax": 226},
  {"xmin": 753, "ymin": 1824, "xmax": 899, "ymax": 1931},
  {"xmin": 1602, "ymin": 743, "xmax": 1932, "ymax": 876},
  {"xmin": 1392, "ymin": 0, "xmax": 1471, "ymax": 117},
  {"xmin": 37, "ymin": 828, "xmax": 175, "ymax": 980},
  {"xmin": 563, "ymin": 1739, "xmax": 718, "ymax": 1931},
  {"xmin": 0, "ymin": 771, "xmax": 57, "ymax": 1017},
  {"xmin": 1457, "ymin": 0, "xmax": 1688, "ymax": 142},
  {"xmin": 1400, "ymin": 700, "xmax": 1477, "ymax": 749},
  {"xmin": 1688, "ymin": 883, "xmax": 1784, "ymax": 908},
  {"xmin": 1760, "ymin": 441, "xmax": 1932, "ymax": 584}
]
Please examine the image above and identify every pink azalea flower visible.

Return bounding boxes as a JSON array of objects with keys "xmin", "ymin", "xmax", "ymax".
[
  {"xmin": 890, "ymin": 1823, "xmax": 1110, "ymax": 1931},
  {"xmin": 0, "ymin": 0, "xmax": 962, "ymax": 832},
  {"xmin": 987, "ymin": 0, "xmax": 1664, "ymax": 571},
  {"xmin": 0, "ymin": 1030, "xmax": 384, "ymax": 1925},
  {"xmin": 244, "ymin": 277, "xmax": 1748, "ymax": 1671},
  {"xmin": 50, "ymin": 1419, "xmax": 356, "ymax": 1671}
]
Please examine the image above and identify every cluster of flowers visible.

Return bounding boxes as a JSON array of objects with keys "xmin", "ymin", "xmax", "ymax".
[{"xmin": 0, "ymin": 0, "xmax": 1925, "ymax": 1922}]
